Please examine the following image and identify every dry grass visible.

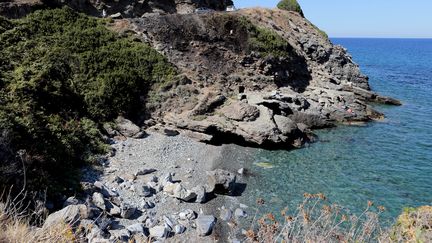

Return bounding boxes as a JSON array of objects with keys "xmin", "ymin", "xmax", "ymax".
[
  {"xmin": 242, "ymin": 193, "xmax": 431, "ymax": 243},
  {"xmin": 0, "ymin": 190, "xmax": 78, "ymax": 243}
]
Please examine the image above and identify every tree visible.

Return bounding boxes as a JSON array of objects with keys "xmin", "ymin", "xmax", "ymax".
[{"xmin": 277, "ymin": 0, "xmax": 304, "ymax": 17}]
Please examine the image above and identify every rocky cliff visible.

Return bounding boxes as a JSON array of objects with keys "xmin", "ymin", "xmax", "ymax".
[
  {"xmin": 121, "ymin": 8, "xmax": 400, "ymax": 148},
  {"xmin": 0, "ymin": 0, "xmax": 234, "ymax": 18}
]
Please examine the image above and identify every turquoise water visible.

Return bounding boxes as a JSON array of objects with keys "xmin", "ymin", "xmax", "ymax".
[{"xmin": 243, "ymin": 38, "xmax": 432, "ymax": 222}]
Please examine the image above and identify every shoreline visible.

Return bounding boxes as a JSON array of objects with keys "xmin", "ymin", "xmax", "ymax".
[{"xmin": 80, "ymin": 131, "xmax": 255, "ymax": 241}]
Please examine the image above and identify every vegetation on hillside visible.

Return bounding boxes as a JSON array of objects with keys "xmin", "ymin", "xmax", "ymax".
[
  {"xmin": 239, "ymin": 17, "xmax": 294, "ymax": 58},
  {"xmin": 0, "ymin": 7, "xmax": 176, "ymax": 198},
  {"xmin": 277, "ymin": 0, "xmax": 304, "ymax": 17}
]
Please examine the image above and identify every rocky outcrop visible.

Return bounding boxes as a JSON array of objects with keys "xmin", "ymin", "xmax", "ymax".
[{"xmin": 125, "ymin": 8, "xmax": 400, "ymax": 148}]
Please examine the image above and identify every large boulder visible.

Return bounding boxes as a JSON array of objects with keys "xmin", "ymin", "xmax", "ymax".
[
  {"xmin": 43, "ymin": 204, "xmax": 88, "ymax": 228},
  {"xmin": 115, "ymin": 116, "xmax": 145, "ymax": 138}
]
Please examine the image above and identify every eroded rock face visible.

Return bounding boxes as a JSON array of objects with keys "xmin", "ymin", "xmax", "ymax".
[{"xmin": 128, "ymin": 9, "xmax": 399, "ymax": 148}]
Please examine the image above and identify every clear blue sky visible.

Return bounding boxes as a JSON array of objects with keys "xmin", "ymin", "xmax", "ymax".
[{"xmin": 234, "ymin": 0, "xmax": 432, "ymax": 38}]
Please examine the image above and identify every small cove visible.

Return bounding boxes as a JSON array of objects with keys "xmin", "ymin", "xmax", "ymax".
[{"xmin": 225, "ymin": 38, "xmax": 432, "ymax": 223}]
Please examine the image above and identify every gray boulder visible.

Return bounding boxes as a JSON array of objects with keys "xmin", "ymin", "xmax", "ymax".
[
  {"xmin": 43, "ymin": 204, "xmax": 88, "ymax": 228},
  {"xmin": 92, "ymin": 192, "xmax": 106, "ymax": 211},
  {"xmin": 206, "ymin": 169, "xmax": 237, "ymax": 194},
  {"xmin": 115, "ymin": 116, "xmax": 145, "ymax": 138},
  {"xmin": 196, "ymin": 215, "xmax": 216, "ymax": 236},
  {"xmin": 163, "ymin": 182, "xmax": 197, "ymax": 202}
]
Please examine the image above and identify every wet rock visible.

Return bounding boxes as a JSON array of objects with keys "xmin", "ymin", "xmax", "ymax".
[
  {"xmin": 43, "ymin": 204, "xmax": 88, "ymax": 228},
  {"xmin": 196, "ymin": 215, "xmax": 216, "ymax": 236},
  {"xmin": 206, "ymin": 169, "xmax": 237, "ymax": 194}
]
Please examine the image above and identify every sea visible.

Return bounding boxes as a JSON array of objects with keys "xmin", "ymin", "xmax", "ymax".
[{"xmin": 232, "ymin": 38, "xmax": 432, "ymax": 223}]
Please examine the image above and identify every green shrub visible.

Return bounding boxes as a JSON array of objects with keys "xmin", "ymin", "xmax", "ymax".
[
  {"xmin": 239, "ymin": 17, "xmax": 293, "ymax": 58},
  {"xmin": 0, "ymin": 7, "xmax": 176, "ymax": 198},
  {"xmin": 277, "ymin": 0, "xmax": 304, "ymax": 17}
]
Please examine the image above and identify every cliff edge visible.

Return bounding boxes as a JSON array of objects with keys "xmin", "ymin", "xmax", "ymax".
[{"xmin": 122, "ymin": 8, "xmax": 400, "ymax": 148}]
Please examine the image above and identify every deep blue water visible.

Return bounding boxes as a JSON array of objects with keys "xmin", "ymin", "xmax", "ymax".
[{"xmin": 242, "ymin": 38, "xmax": 432, "ymax": 222}]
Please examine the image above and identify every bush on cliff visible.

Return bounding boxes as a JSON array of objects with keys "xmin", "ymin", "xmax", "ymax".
[
  {"xmin": 277, "ymin": 0, "xmax": 304, "ymax": 17},
  {"xmin": 0, "ymin": 7, "xmax": 176, "ymax": 198},
  {"xmin": 239, "ymin": 17, "xmax": 294, "ymax": 58}
]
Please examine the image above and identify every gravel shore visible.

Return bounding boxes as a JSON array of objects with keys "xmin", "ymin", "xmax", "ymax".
[{"xmin": 81, "ymin": 131, "xmax": 257, "ymax": 242}]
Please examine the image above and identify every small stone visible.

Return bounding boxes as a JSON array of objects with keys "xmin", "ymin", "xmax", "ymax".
[
  {"xmin": 145, "ymin": 217, "xmax": 158, "ymax": 228},
  {"xmin": 137, "ymin": 215, "xmax": 148, "ymax": 223},
  {"xmin": 163, "ymin": 215, "xmax": 175, "ymax": 229},
  {"xmin": 140, "ymin": 185, "xmax": 153, "ymax": 197},
  {"xmin": 149, "ymin": 225, "xmax": 169, "ymax": 239},
  {"xmin": 142, "ymin": 201, "xmax": 155, "ymax": 209},
  {"xmin": 63, "ymin": 196, "xmax": 80, "ymax": 207},
  {"xmin": 191, "ymin": 185, "xmax": 206, "ymax": 203},
  {"xmin": 121, "ymin": 204, "xmax": 136, "ymax": 219},
  {"xmin": 237, "ymin": 168, "xmax": 245, "ymax": 175},
  {"xmin": 127, "ymin": 223, "xmax": 145, "ymax": 234},
  {"xmin": 220, "ymin": 208, "xmax": 232, "ymax": 221},
  {"xmin": 113, "ymin": 176, "xmax": 124, "ymax": 184},
  {"xmin": 135, "ymin": 168, "xmax": 157, "ymax": 176},
  {"xmin": 196, "ymin": 215, "xmax": 216, "ymax": 236},
  {"xmin": 174, "ymin": 224, "xmax": 186, "ymax": 234},
  {"xmin": 109, "ymin": 229, "xmax": 130, "ymax": 241},
  {"xmin": 92, "ymin": 192, "xmax": 106, "ymax": 211},
  {"xmin": 161, "ymin": 173, "xmax": 173, "ymax": 186},
  {"xmin": 239, "ymin": 204, "xmax": 248, "ymax": 209},
  {"xmin": 234, "ymin": 208, "xmax": 248, "ymax": 218},
  {"xmin": 178, "ymin": 209, "xmax": 196, "ymax": 221}
]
